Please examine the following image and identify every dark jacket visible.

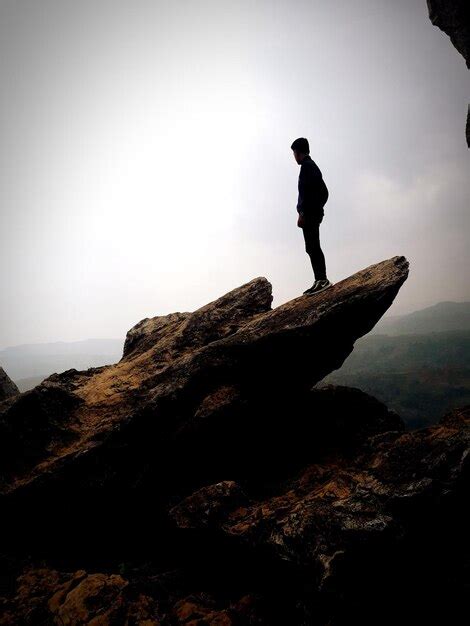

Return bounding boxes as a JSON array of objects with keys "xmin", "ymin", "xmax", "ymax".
[{"xmin": 296, "ymin": 154, "xmax": 329, "ymax": 222}]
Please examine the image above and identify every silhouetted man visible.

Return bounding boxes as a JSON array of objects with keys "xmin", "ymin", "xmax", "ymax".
[{"xmin": 291, "ymin": 137, "xmax": 333, "ymax": 295}]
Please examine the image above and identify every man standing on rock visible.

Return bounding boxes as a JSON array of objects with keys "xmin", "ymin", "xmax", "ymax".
[{"xmin": 291, "ymin": 137, "xmax": 333, "ymax": 295}]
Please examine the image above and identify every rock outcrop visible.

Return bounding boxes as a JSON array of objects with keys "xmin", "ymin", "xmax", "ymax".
[
  {"xmin": 0, "ymin": 255, "xmax": 408, "ymax": 496},
  {"xmin": 1, "ymin": 254, "xmax": 469, "ymax": 625},
  {"xmin": 427, "ymin": 0, "xmax": 470, "ymax": 146},
  {"xmin": 0, "ymin": 367, "xmax": 19, "ymax": 402}
]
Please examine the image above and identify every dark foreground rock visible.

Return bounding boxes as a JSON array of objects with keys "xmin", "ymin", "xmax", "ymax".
[
  {"xmin": 1, "ymin": 255, "xmax": 469, "ymax": 624},
  {"xmin": 0, "ymin": 368, "xmax": 18, "ymax": 402}
]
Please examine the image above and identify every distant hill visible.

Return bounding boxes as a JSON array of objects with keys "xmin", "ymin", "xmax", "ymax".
[
  {"xmin": 371, "ymin": 301, "xmax": 470, "ymax": 335},
  {"xmin": 15, "ymin": 375, "xmax": 52, "ymax": 393},
  {"xmin": 323, "ymin": 328, "xmax": 470, "ymax": 428},
  {"xmin": 0, "ymin": 338, "xmax": 123, "ymax": 388},
  {"xmin": 328, "ymin": 329, "xmax": 470, "ymax": 374}
]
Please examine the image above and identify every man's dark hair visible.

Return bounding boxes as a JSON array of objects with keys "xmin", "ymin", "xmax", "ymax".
[{"xmin": 291, "ymin": 137, "xmax": 309, "ymax": 154}]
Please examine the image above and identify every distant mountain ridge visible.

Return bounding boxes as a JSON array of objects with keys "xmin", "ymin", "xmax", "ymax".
[
  {"xmin": 0, "ymin": 338, "xmax": 123, "ymax": 383},
  {"xmin": 324, "ymin": 303, "xmax": 470, "ymax": 427},
  {"xmin": 0, "ymin": 338, "xmax": 123, "ymax": 355},
  {"xmin": 330, "ymin": 329, "xmax": 470, "ymax": 374},
  {"xmin": 371, "ymin": 300, "xmax": 470, "ymax": 335}
]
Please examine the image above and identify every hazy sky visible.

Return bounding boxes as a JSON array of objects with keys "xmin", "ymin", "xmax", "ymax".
[{"xmin": 1, "ymin": 0, "xmax": 469, "ymax": 349}]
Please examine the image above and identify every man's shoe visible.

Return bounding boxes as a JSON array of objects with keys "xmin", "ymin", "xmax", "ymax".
[
  {"xmin": 303, "ymin": 281, "xmax": 319, "ymax": 295},
  {"xmin": 308, "ymin": 279, "xmax": 333, "ymax": 295}
]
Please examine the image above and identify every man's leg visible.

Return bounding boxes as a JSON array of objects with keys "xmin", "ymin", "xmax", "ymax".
[{"xmin": 302, "ymin": 221, "xmax": 327, "ymax": 281}]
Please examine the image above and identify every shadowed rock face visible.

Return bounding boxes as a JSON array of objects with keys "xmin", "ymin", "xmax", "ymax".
[
  {"xmin": 427, "ymin": 0, "xmax": 470, "ymax": 146},
  {"xmin": 1, "ymin": 255, "xmax": 469, "ymax": 624},
  {"xmin": 428, "ymin": 0, "xmax": 470, "ymax": 67},
  {"xmin": 0, "ymin": 367, "xmax": 19, "ymax": 402},
  {"xmin": 170, "ymin": 405, "xmax": 469, "ymax": 591}
]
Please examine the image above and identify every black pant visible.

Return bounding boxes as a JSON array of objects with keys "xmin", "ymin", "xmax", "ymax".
[{"xmin": 302, "ymin": 219, "xmax": 327, "ymax": 281}]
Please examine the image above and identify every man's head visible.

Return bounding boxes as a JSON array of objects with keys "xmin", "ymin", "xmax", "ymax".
[{"xmin": 291, "ymin": 137, "xmax": 309, "ymax": 164}]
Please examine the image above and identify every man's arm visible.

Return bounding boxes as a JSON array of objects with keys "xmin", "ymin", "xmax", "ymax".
[
  {"xmin": 298, "ymin": 165, "xmax": 321, "ymax": 212},
  {"xmin": 297, "ymin": 163, "xmax": 328, "ymax": 221},
  {"xmin": 297, "ymin": 212, "xmax": 306, "ymax": 227},
  {"xmin": 296, "ymin": 167, "xmax": 310, "ymax": 227}
]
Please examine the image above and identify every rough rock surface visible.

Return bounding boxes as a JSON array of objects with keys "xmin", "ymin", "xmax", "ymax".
[
  {"xmin": 170, "ymin": 404, "xmax": 469, "ymax": 591},
  {"xmin": 1, "ymin": 255, "xmax": 469, "ymax": 624},
  {"xmin": 0, "ymin": 256, "xmax": 408, "ymax": 495},
  {"xmin": 427, "ymin": 0, "xmax": 470, "ymax": 146},
  {"xmin": 0, "ymin": 367, "xmax": 19, "ymax": 402}
]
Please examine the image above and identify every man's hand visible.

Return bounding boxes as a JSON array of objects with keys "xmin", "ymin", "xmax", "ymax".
[{"xmin": 297, "ymin": 212, "xmax": 305, "ymax": 228}]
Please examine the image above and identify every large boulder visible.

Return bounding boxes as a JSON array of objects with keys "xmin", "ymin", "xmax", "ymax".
[{"xmin": 0, "ymin": 255, "xmax": 408, "ymax": 496}]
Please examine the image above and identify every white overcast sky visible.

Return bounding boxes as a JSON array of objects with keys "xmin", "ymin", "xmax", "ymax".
[{"xmin": 0, "ymin": 0, "xmax": 469, "ymax": 349}]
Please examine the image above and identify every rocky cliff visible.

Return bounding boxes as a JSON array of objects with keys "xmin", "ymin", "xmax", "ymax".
[
  {"xmin": 427, "ymin": 0, "xmax": 470, "ymax": 146},
  {"xmin": 1, "ymin": 255, "xmax": 469, "ymax": 625},
  {"xmin": 0, "ymin": 367, "xmax": 19, "ymax": 403}
]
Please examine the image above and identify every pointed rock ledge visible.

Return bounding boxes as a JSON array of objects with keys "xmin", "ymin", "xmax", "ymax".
[{"xmin": 0, "ymin": 256, "xmax": 408, "ymax": 495}]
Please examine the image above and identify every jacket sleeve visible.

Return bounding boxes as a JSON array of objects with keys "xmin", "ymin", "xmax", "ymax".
[{"xmin": 297, "ymin": 166, "xmax": 317, "ymax": 214}]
